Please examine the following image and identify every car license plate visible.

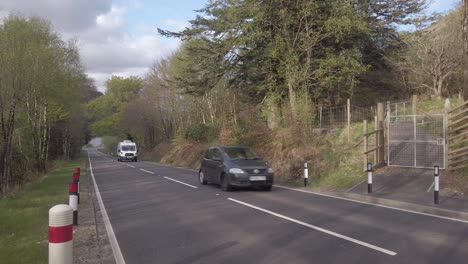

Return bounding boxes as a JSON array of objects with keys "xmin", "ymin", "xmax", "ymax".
[{"xmin": 249, "ymin": 176, "xmax": 266, "ymax": 181}]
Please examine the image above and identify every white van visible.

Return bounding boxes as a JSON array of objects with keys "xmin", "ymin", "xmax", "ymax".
[{"xmin": 117, "ymin": 140, "xmax": 138, "ymax": 162}]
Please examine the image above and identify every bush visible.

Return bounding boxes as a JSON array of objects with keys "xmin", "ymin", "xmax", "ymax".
[{"xmin": 184, "ymin": 123, "xmax": 212, "ymax": 142}]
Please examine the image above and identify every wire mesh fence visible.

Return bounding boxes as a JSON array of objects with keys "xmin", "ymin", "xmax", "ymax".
[
  {"xmin": 388, "ymin": 113, "xmax": 445, "ymax": 169},
  {"xmin": 313, "ymin": 104, "xmax": 374, "ymax": 129},
  {"xmin": 387, "ymin": 101, "xmax": 413, "ymax": 118}
]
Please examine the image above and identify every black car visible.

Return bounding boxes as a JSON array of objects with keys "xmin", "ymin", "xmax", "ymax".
[{"xmin": 198, "ymin": 146, "xmax": 274, "ymax": 191}]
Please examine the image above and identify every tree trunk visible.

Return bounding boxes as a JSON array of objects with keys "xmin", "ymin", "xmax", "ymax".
[
  {"xmin": 0, "ymin": 99, "xmax": 17, "ymax": 195},
  {"xmin": 437, "ymin": 78, "xmax": 443, "ymax": 100},
  {"xmin": 288, "ymin": 81, "xmax": 297, "ymax": 119}
]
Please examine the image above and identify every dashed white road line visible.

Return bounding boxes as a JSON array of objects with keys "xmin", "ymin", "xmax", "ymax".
[
  {"xmin": 228, "ymin": 198, "xmax": 397, "ymax": 256},
  {"xmin": 140, "ymin": 168, "xmax": 155, "ymax": 174},
  {"xmin": 126, "ymin": 164, "xmax": 135, "ymax": 168},
  {"xmin": 163, "ymin": 176, "xmax": 198, "ymax": 189},
  {"xmin": 88, "ymin": 151, "xmax": 126, "ymax": 264}
]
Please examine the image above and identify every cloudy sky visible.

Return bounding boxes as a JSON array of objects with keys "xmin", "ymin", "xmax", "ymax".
[{"xmin": 0, "ymin": 0, "xmax": 461, "ymax": 92}]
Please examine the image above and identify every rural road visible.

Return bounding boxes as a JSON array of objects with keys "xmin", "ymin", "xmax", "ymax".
[{"xmin": 87, "ymin": 148, "xmax": 468, "ymax": 264}]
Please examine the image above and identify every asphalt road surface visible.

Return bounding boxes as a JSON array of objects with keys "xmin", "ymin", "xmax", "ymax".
[{"xmin": 87, "ymin": 148, "xmax": 468, "ymax": 264}]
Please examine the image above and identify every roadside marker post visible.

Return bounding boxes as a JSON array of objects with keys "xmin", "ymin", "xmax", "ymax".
[
  {"xmin": 434, "ymin": 166, "xmax": 440, "ymax": 204},
  {"xmin": 304, "ymin": 163, "xmax": 309, "ymax": 187},
  {"xmin": 49, "ymin": 204, "xmax": 73, "ymax": 264},
  {"xmin": 73, "ymin": 167, "xmax": 81, "ymax": 204},
  {"xmin": 367, "ymin": 163, "xmax": 373, "ymax": 194},
  {"xmin": 73, "ymin": 172, "xmax": 80, "ymax": 204},
  {"xmin": 69, "ymin": 182, "xmax": 78, "ymax": 225}
]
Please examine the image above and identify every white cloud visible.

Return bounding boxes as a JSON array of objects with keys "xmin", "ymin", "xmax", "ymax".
[
  {"xmin": 0, "ymin": 0, "xmax": 182, "ymax": 93},
  {"xmin": 165, "ymin": 19, "xmax": 190, "ymax": 32},
  {"xmin": 96, "ymin": 5, "xmax": 126, "ymax": 30}
]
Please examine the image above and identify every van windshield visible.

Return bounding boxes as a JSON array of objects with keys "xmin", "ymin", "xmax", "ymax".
[{"xmin": 122, "ymin": 145, "xmax": 135, "ymax": 151}]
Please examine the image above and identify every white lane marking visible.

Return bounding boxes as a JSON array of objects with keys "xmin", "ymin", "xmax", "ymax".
[
  {"xmin": 126, "ymin": 164, "xmax": 135, "ymax": 168},
  {"xmin": 140, "ymin": 168, "xmax": 155, "ymax": 174},
  {"xmin": 228, "ymin": 198, "xmax": 397, "ymax": 256},
  {"xmin": 88, "ymin": 151, "xmax": 126, "ymax": 264},
  {"xmin": 274, "ymin": 185, "xmax": 468, "ymax": 224},
  {"xmin": 163, "ymin": 176, "xmax": 198, "ymax": 189},
  {"xmin": 426, "ymin": 182, "xmax": 434, "ymax": 193}
]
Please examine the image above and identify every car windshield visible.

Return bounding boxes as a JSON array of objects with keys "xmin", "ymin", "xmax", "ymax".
[
  {"xmin": 122, "ymin": 145, "xmax": 135, "ymax": 151},
  {"xmin": 223, "ymin": 148, "xmax": 259, "ymax": 160}
]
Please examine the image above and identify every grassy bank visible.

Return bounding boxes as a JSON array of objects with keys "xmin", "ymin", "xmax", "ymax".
[{"xmin": 0, "ymin": 153, "xmax": 86, "ymax": 263}]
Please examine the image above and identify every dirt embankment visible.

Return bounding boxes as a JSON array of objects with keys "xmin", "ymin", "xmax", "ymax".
[{"xmin": 147, "ymin": 125, "xmax": 340, "ymax": 186}]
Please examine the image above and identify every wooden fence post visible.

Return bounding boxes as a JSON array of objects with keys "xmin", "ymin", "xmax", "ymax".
[
  {"xmin": 377, "ymin": 102, "xmax": 385, "ymax": 165},
  {"xmin": 374, "ymin": 115, "xmax": 378, "ymax": 164},
  {"xmin": 347, "ymin": 98, "xmax": 351, "ymax": 143},
  {"xmin": 445, "ymin": 99, "xmax": 451, "ymax": 169},
  {"xmin": 363, "ymin": 120, "xmax": 368, "ymax": 171}
]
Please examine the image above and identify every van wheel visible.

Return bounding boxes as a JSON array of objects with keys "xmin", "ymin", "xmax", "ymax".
[
  {"xmin": 221, "ymin": 174, "xmax": 232, "ymax": 192},
  {"xmin": 199, "ymin": 171, "xmax": 208, "ymax": 185},
  {"xmin": 134, "ymin": 157, "xmax": 137, "ymax": 162}
]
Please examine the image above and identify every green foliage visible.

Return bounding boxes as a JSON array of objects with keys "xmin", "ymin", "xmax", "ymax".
[
  {"xmin": 184, "ymin": 123, "xmax": 212, "ymax": 142},
  {"xmin": 0, "ymin": 15, "xmax": 94, "ymax": 193},
  {"xmin": 87, "ymin": 76, "xmax": 143, "ymax": 136},
  {"xmin": 295, "ymin": 90, "xmax": 316, "ymax": 127}
]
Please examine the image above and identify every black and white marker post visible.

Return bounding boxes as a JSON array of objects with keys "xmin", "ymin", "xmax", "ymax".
[
  {"xmin": 304, "ymin": 162, "xmax": 309, "ymax": 187},
  {"xmin": 434, "ymin": 166, "xmax": 440, "ymax": 205},
  {"xmin": 69, "ymin": 182, "xmax": 78, "ymax": 225},
  {"xmin": 367, "ymin": 163, "xmax": 373, "ymax": 194}
]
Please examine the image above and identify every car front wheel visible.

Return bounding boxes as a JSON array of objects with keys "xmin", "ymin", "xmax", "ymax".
[
  {"xmin": 199, "ymin": 171, "xmax": 208, "ymax": 185},
  {"xmin": 221, "ymin": 174, "xmax": 232, "ymax": 191}
]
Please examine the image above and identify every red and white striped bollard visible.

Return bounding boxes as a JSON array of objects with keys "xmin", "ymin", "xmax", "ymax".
[{"xmin": 49, "ymin": 204, "xmax": 73, "ymax": 264}]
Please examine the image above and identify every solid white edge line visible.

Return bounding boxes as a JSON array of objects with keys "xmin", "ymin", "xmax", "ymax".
[
  {"xmin": 163, "ymin": 176, "xmax": 198, "ymax": 189},
  {"xmin": 140, "ymin": 168, "xmax": 155, "ymax": 174},
  {"xmin": 426, "ymin": 182, "xmax": 435, "ymax": 193},
  {"xmin": 88, "ymin": 150, "xmax": 126, "ymax": 264},
  {"xmin": 228, "ymin": 198, "xmax": 397, "ymax": 256},
  {"xmin": 274, "ymin": 185, "xmax": 468, "ymax": 224}
]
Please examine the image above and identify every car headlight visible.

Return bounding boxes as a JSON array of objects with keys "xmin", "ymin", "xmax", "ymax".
[
  {"xmin": 267, "ymin": 167, "xmax": 274, "ymax": 173},
  {"xmin": 229, "ymin": 168, "xmax": 245, "ymax": 174}
]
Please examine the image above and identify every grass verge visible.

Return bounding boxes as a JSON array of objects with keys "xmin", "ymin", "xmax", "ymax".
[{"xmin": 0, "ymin": 152, "xmax": 86, "ymax": 263}]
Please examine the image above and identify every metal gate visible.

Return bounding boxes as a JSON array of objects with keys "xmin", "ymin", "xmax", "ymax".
[{"xmin": 387, "ymin": 113, "xmax": 446, "ymax": 169}]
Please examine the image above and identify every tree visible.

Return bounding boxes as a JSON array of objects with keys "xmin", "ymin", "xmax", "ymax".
[
  {"xmin": 0, "ymin": 15, "xmax": 92, "ymax": 194},
  {"xmin": 87, "ymin": 76, "xmax": 143, "ymax": 136},
  {"xmin": 160, "ymin": 0, "xmax": 372, "ymax": 122},
  {"xmin": 396, "ymin": 9, "xmax": 463, "ymax": 98}
]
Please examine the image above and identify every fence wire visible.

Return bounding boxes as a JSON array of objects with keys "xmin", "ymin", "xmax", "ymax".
[
  {"xmin": 313, "ymin": 104, "xmax": 374, "ymax": 129},
  {"xmin": 388, "ymin": 113, "xmax": 445, "ymax": 169}
]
